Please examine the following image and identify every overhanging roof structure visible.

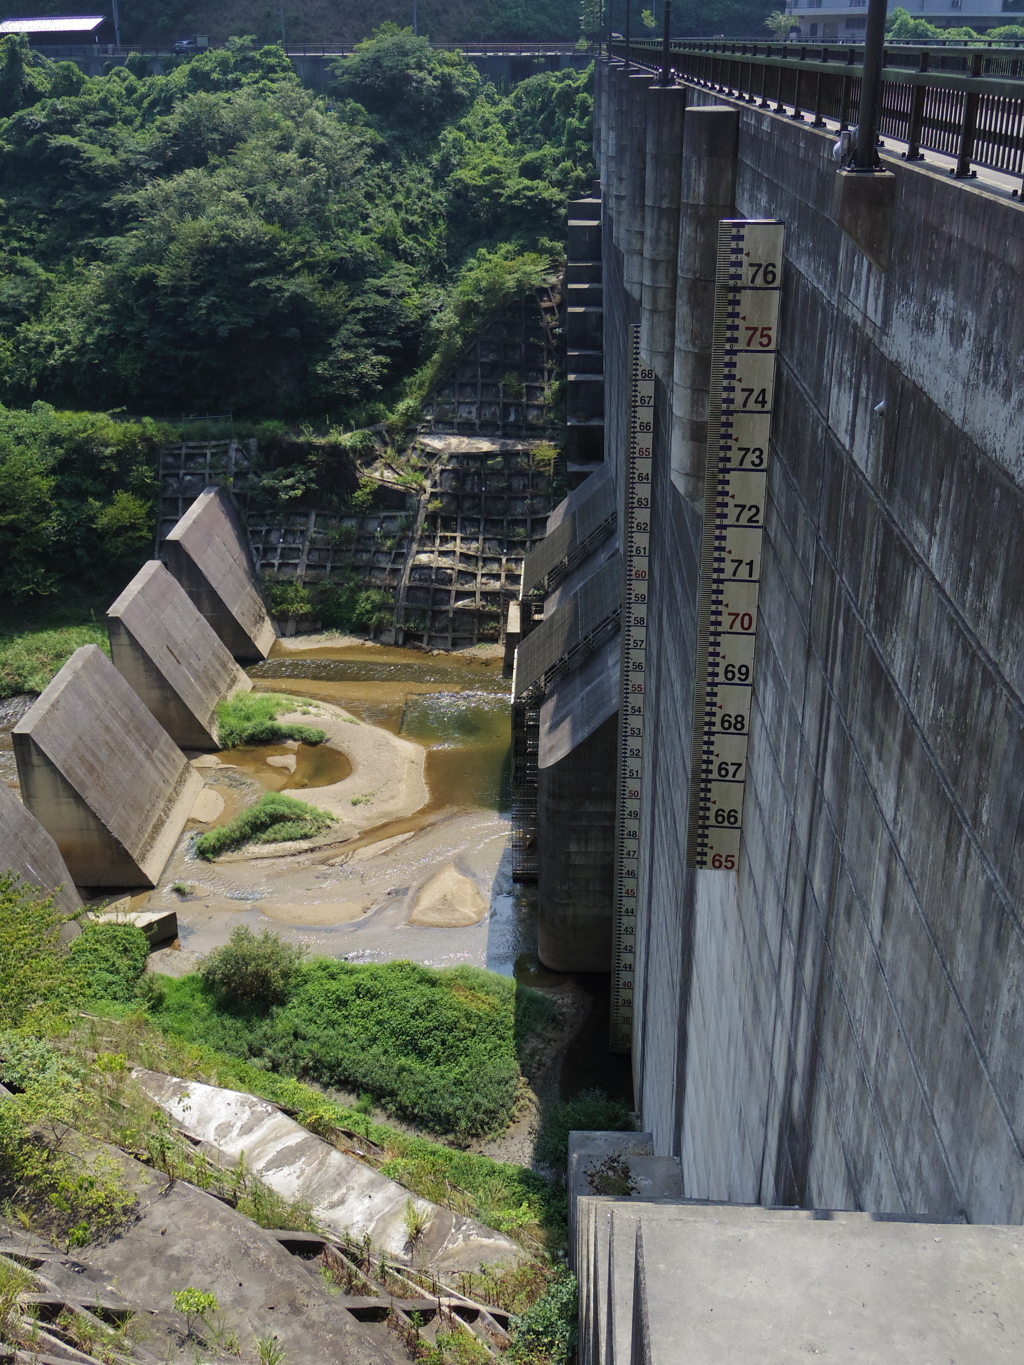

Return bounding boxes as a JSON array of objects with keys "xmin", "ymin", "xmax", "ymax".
[{"xmin": 0, "ymin": 15, "xmax": 105, "ymax": 32}]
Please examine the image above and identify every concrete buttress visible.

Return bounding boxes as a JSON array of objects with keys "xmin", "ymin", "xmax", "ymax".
[
  {"xmin": 106, "ymin": 558, "xmax": 252, "ymax": 751},
  {"xmin": 13, "ymin": 645, "xmax": 203, "ymax": 887},
  {"xmin": 163, "ymin": 485, "xmax": 276, "ymax": 662},
  {"xmin": 0, "ymin": 779, "xmax": 83, "ymax": 919}
]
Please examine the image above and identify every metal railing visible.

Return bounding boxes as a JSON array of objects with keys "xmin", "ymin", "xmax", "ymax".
[{"xmin": 611, "ymin": 38, "xmax": 1024, "ymax": 184}]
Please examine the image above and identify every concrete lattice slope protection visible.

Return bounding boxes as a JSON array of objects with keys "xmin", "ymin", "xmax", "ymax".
[
  {"xmin": 134, "ymin": 1069, "xmax": 526, "ymax": 1273},
  {"xmin": 107, "ymin": 559, "xmax": 252, "ymax": 750},
  {"xmin": 13, "ymin": 645, "xmax": 203, "ymax": 887}
]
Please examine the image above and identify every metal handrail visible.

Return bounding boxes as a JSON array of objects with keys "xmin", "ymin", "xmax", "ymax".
[{"xmin": 609, "ymin": 39, "xmax": 1024, "ymax": 186}]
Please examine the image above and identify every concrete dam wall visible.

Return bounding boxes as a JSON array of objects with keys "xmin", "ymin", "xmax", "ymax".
[{"xmin": 524, "ymin": 57, "xmax": 1024, "ymax": 1226}]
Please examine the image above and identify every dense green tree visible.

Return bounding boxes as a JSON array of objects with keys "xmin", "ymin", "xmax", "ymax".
[{"xmin": 0, "ymin": 32, "xmax": 594, "ymax": 417}]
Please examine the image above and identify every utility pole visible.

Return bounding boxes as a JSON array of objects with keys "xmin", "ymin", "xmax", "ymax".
[
  {"xmin": 111, "ymin": 0, "xmax": 120, "ymax": 47},
  {"xmin": 413, "ymin": 0, "xmax": 419, "ymax": 35},
  {"xmin": 853, "ymin": 0, "xmax": 886, "ymax": 169},
  {"xmin": 279, "ymin": 0, "xmax": 286, "ymax": 47}
]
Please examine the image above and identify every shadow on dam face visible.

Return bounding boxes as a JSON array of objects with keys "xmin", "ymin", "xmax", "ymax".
[{"xmin": 516, "ymin": 960, "xmax": 634, "ymax": 1106}]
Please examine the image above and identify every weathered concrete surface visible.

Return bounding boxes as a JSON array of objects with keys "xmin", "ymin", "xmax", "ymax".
[
  {"xmin": 13, "ymin": 645, "xmax": 203, "ymax": 887},
  {"xmin": 107, "ymin": 559, "xmax": 251, "ymax": 750},
  {"xmin": 566, "ymin": 1130, "xmax": 654, "ymax": 1271},
  {"xmin": 164, "ymin": 485, "xmax": 276, "ymax": 661},
  {"xmin": 670, "ymin": 104, "xmax": 738, "ymax": 501},
  {"xmin": 92, "ymin": 907, "xmax": 178, "ymax": 945},
  {"xmin": 80, "ymin": 1148, "xmax": 402, "ymax": 1365},
  {"xmin": 0, "ymin": 778, "xmax": 82, "ymax": 917},
  {"xmin": 537, "ymin": 712, "xmax": 618, "ymax": 973},
  {"xmin": 133, "ymin": 1070, "xmax": 525, "ymax": 1273},
  {"xmin": 576, "ymin": 1201, "xmax": 1024, "ymax": 1365},
  {"xmin": 595, "ymin": 63, "xmax": 1024, "ymax": 1223}
]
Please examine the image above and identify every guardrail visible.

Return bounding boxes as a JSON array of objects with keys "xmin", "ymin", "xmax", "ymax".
[
  {"xmin": 611, "ymin": 38, "xmax": 1024, "ymax": 185},
  {"xmin": 24, "ymin": 39, "xmax": 583, "ymax": 59}
]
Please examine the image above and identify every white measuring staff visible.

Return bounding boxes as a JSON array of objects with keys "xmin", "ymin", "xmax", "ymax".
[
  {"xmin": 686, "ymin": 219, "xmax": 785, "ymax": 870},
  {"xmin": 610, "ymin": 323, "xmax": 655, "ymax": 1052}
]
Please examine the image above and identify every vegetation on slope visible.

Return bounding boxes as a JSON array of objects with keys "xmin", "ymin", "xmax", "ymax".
[
  {"xmin": 147, "ymin": 933, "xmax": 555, "ymax": 1140},
  {"xmin": 0, "ymin": 876, "xmax": 566, "ymax": 1251},
  {"xmin": 0, "ymin": 31, "xmax": 591, "ymax": 420},
  {"xmin": 0, "ymin": 0, "xmax": 590, "ymax": 46}
]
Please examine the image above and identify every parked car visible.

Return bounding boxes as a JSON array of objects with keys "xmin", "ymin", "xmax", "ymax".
[{"xmin": 173, "ymin": 34, "xmax": 208, "ymax": 53}]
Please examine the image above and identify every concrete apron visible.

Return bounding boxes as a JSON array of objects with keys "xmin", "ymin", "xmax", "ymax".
[{"xmin": 133, "ymin": 1069, "xmax": 525, "ymax": 1275}]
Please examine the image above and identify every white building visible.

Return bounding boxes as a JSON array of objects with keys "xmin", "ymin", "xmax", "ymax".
[{"xmin": 787, "ymin": 0, "xmax": 1020, "ymax": 39}]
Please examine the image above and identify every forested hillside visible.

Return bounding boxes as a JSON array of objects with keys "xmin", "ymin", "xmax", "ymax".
[
  {"xmin": 0, "ymin": 0, "xmax": 583, "ymax": 45},
  {"xmin": 0, "ymin": 0, "xmax": 779, "ymax": 49},
  {"xmin": 0, "ymin": 29, "xmax": 592, "ymax": 419}
]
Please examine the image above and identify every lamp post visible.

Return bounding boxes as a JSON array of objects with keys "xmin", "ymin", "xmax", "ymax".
[
  {"xmin": 623, "ymin": 0, "xmax": 631, "ymax": 67},
  {"xmin": 853, "ymin": 0, "xmax": 887, "ymax": 169},
  {"xmin": 659, "ymin": 0, "xmax": 672, "ymax": 84}
]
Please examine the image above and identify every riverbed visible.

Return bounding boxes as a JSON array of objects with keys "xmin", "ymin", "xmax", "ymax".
[{"xmin": 143, "ymin": 639, "xmax": 538, "ymax": 978}]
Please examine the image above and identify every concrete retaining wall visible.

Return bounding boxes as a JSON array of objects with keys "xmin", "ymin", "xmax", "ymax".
[
  {"xmin": 595, "ymin": 59, "xmax": 1024, "ymax": 1222},
  {"xmin": 13, "ymin": 646, "xmax": 203, "ymax": 888},
  {"xmin": 107, "ymin": 559, "xmax": 251, "ymax": 751},
  {"xmin": 163, "ymin": 485, "xmax": 276, "ymax": 663}
]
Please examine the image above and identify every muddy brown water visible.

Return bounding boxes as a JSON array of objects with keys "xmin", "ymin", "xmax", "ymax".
[
  {"xmin": 214, "ymin": 740, "xmax": 352, "ymax": 794},
  {"xmin": 249, "ymin": 645, "xmax": 512, "ymax": 814}
]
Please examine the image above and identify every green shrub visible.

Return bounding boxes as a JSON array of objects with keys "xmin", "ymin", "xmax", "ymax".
[
  {"xmin": 534, "ymin": 1088, "xmax": 635, "ymax": 1170},
  {"xmin": 266, "ymin": 580, "xmax": 315, "ymax": 621},
  {"xmin": 215, "ymin": 691, "xmax": 327, "ymax": 748},
  {"xmin": 194, "ymin": 793, "xmax": 335, "ymax": 860},
  {"xmin": 506, "ymin": 1269, "xmax": 578, "ymax": 1365},
  {"xmin": 147, "ymin": 960, "xmax": 548, "ymax": 1142},
  {"xmin": 67, "ymin": 922, "xmax": 150, "ymax": 1004},
  {"xmin": 200, "ymin": 927, "xmax": 305, "ymax": 1007}
]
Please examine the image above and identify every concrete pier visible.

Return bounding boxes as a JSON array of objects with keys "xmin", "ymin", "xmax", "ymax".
[
  {"xmin": 0, "ymin": 780, "xmax": 82, "ymax": 917},
  {"xmin": 107, "ymin": 560, "xmax": 252, "ymax": 751},
  {"xmin": 163, "ymin": 486, "xmax": 276, "ymax": 662},
  {"xmin": 670, "ymin": 105, "xmax": 738, "ymax": 501},
  {"xmin": 640, "ymin": 84, "xmax": 687, "ymax": 387},
  {"xmin": 622, "ymin": 73, "xmax": 655, "ymax": 303},
  {"xmin": 13, "ymin": 646, "xmax": 203, "ymax": 888}
]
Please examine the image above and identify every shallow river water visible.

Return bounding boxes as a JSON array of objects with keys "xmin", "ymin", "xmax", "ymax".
[{"xmin": 143, "ymin": 642, "xmax": 541, "ymax": 982}]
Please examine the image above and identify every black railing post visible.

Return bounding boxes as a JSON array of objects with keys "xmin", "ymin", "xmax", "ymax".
[
  {"xmin": 904, "ymin": 50, "xmax": 928, "ymax": 160},
  {"xmin": 813, "ymin": 51, "xmax": 825, "ymax": 126},
  {"xmin": 792, "ymin": 48, "xmax": 806, "ymax": 119},
  {"xmin": 759, "ymin": 50, "xmax": 770, "ymax": 107},
  {"xmin": 953, "ymin": 50, "xmax": 982, "ymax": 177},
  {"xmin": 854, "ymin": 0, "xmax": 887, "ymax": 168},
  {"xmin": 659, "ymin": 0, "xmax": 672, "ymax": 84}
]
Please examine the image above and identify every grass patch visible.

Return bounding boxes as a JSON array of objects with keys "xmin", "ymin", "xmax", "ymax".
[
  {"xmin": 194, "ymin": 793, "xmax": 335, "ymax": 860},
  {"xmin": 147, "ymin": 951, "xmax": 551, "ymax": 1144},
  {"xmin": 215, "ymin": 690, "xmax": 327, "ymax": 748},
  {"xmin": 0, "ymin": 621, "xmax": 109, "ymax": 697}
]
